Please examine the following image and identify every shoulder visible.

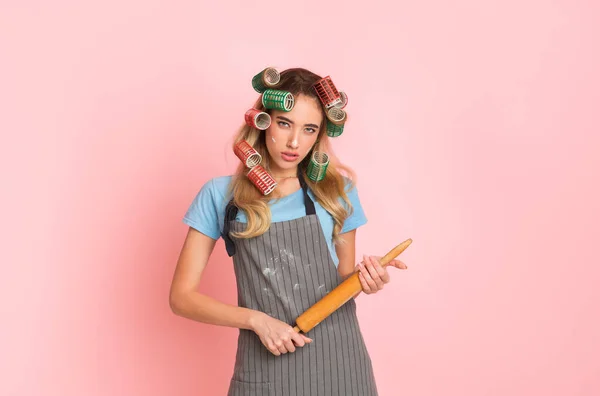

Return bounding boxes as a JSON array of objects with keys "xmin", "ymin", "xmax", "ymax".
[
  {"xmin": 183, "ymin": 175, "xmax": 234, "ymax": 239},
  {"xmin": 339, "ymin": 176, "xmax": 368, "ymax": 232},
  {"xmin": 187, "ymin": 174, "xmax": 235, "ymax": 214},
  {"xmin": 342, "ymin": 176, "xmax": 357, "ymax": 193},
  {"xmin": 197, "ymin": 175, "xmax": 234, "ymax": 200},
  {"xmin": 205, "ymin": 175, "xmax": 234, "ymax": 198},
  {"xmin": 340, "ymin": 176, "xmax": 360, "ymax": 202}
]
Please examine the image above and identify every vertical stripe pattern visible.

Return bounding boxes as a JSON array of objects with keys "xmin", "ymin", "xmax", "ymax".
[{"xmin": 227, "ymin": 214, "xmax": 378, "ymax": 396}]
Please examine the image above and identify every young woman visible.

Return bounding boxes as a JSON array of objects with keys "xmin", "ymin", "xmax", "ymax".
[{"xmin": 169, "ymin": 67, "xmax": 407, "ymax": 396}]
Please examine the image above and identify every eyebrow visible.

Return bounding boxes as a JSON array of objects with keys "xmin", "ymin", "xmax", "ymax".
[{"xmin": 276, "ymin": 116, "xmax": 320, "ymax": 129}]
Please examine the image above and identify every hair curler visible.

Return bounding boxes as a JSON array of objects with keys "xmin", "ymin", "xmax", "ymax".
[
  {"xmin": 252, "ymin": 67, "xmax": 281, "ymax": 93},
  {"xmin": 245, "ymin": 108, "xmax": 272, "ymax": 130},
  {"xmin": 234, "ymin": 140, "xmax": 262, "ymax": 168},
  {"xmin": 313, "ymin": 76, "xmax": 342, "ymax": 108},
  {"xmin": 326, "ymin": 107, "xmax": 347, "ymax": 124},
  {"xmin": 306, "ymin": 151, "xmax": 329, "ymax": 182},
  {"xmin": 325, "ymin": 107, "xmax": 347, "ymax": 138},
  {"xmin": 333, "ymin": 91, "xmax": 348, "ymax": 109},
  {"xmin": 262, "ymin": 89, "xmax": 295, "ymax": 112},
  {"xmin": 326, "ymin": 121, "xmax": 345, "ymax": 137},
  {"xmin": 247, "ymin": 164, "xmax": 277, "ymax": 195}
]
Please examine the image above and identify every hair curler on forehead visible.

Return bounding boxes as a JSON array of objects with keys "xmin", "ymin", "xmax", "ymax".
[{"xmin": 262, "ymin": 89, "xmax": 295, "ymax": 112}]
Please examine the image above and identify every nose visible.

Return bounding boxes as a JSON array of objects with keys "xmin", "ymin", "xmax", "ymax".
[{"xmin": 287, "ymin": 130, "xmax": 299, "ymax": 149}]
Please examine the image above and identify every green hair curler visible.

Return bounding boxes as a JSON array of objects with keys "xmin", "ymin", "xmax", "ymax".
[
  {"xmin": 262, "ymin": 89, "xmax": 295, "ymax": 112},
  {"xmin": 326, "ymin": 121, "xmax": 345, "ymax": 137},
  {"xmin": 306, "ymin": 151, "xmax": 329, "ymax": 182},
  {"xmin": 252, "ymin": 67, "xmax": 281, "ymax": 93},
  {"xmin": 325, "ymin": 107, "xmax": 346, "ymax": 137}
]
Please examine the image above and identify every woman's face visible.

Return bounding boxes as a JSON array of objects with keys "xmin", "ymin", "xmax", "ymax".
[{"xmin": 265, "ymin": 94, "xmax": 323, "ymax": 176}]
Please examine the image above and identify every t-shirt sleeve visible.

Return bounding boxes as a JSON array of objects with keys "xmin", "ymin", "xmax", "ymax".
[
  {"xmin": 182, "ymin": 178, "xmax": 221, "ymax": 240},
  {"xmin": 341, "ymin": 179, "xmax": 368, "ymax": 233}
]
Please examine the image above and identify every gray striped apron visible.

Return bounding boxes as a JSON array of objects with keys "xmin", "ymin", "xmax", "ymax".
[{"xmin": 221, "ymin": 177, "xmax": 378, "ymax": 396}]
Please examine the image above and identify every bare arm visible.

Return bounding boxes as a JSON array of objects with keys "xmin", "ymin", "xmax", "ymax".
[
  {"xmin": 169, "ymin": 227, "xmax": 313, "ymax": 354},
  {"xmin": 336, "ymin": 229, "xmax": 363, "ymax": 298},
  {"xmin": 169, "ymin": 227, "xmax": 258, "ymax": 330},
  {"xmin": 336, "ymin": 229, "xmax": 358, "ymax": 280}
]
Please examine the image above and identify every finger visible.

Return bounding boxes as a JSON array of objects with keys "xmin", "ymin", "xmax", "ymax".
[
  {"xmin": 267, "ymin": 341, "xmax": 281, "ymax": 356},
  {"xmin": 375, "ymin": 256, "xmax": 407, "ymax": 270},
  {"xmin": 370, "ymin": 256, "xmax": 389, "ymax": 283},
  {"xmin": 392, "ymin": 260, "xmax": 408, "ymax": 269},
  {"xmin": 292, "ymin": 331, "xmax": 313, "ymax": 346},
  {"xmin": 380, "ymin": 268, "xmax": 390, "ymax": 283},
  {"xmin": 279, "ymin": 332, "xmax": 295, "ymax": 353},
  {"xmin": 291, "ymin": 332, "xmax": 306, "ymax": 347},
  {"xmin": 362, "ymin": 267, "xmax": 378, "ymax": 291},
  {"xmin": 357, "ymin": 260, "xmax": 365, "ymax": 277},
  {"xmin": 358, "ymin": 256, "xmax": 373, "ymax": 280},
  {"xmin": 359, "ymin": 259, "xmax": 377, "ymax": 291},
  {"xmin": 274, "ymin": 340, "xmax": 287, "ymax": 354},
  {"xmin": 364, "ymin": 256, "xmax": 384, "ymax": 289},
  {"xmin": 284, "ymin": 339, "xmax": 296, "ymax": 353},
  {"xmin": 358, "ymin": 272, "xmax": 372, "ymax": 294}
]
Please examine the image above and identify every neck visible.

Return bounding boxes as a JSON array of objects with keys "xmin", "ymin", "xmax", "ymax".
[
  {"xmin": 270, "ymin": 166, "xmax": 298, "ymax": 179},
  {"xmin": 273, "ymin": 174, "xmax": 297, "ymax": 179}
]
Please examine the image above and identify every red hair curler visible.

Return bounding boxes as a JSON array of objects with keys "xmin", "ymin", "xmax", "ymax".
[
  {"xmin": 245, "ymin": 108, "xmax": 271, "ymax": 130},
  {"xmin": 333, "ymin": 91, "xmax": 348, "ymax": 109},
  {"xmin": 313, "ymin": 76, "xmax": 342, "ymax": 108},
  {"xmin": 234, "ymin": 140, "xmax": 262, "ymax": 168},
  {"xmin": 247, "ymin": 165, "xmax": 277, "ymax": 195}
]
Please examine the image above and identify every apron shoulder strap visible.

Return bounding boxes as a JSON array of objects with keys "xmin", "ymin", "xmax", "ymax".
[
  {"xmin": 298, "ymin": 172, "xmax": 316, "ymax": 216},
  {"xmin": 221, "ymin": 199, "xmax": 238, "ymax": 257}
]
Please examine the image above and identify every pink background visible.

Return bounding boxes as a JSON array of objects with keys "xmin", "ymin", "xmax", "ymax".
[{"xmin": 2, "ymin": 1, "xmax": 599, "ymax": 395}]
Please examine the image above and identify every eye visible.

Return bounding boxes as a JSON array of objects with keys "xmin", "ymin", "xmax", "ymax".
[
  {"xmin": 277, "ymin": 121, "xmax": 290, "ymax": 128},
  {"xmin": 305, "ymin": 128, "xmax": 317, "ymax": 134}
]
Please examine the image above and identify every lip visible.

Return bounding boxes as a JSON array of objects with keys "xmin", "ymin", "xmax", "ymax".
[{"xmin": 281, "ymin": 152, "xmax": 299, "ymax": 162}]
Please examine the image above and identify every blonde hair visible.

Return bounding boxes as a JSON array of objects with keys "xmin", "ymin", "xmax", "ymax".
[{"xmin": 228, "ymin": 68, "xmax": 357, "ymax": 244}]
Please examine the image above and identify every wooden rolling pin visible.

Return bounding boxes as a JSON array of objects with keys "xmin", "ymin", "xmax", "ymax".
[{"xmin": 293, "ymin": 238, "xmax": 412, "ymax": 334}]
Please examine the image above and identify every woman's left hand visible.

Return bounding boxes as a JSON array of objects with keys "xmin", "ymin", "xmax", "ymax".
[{"xmin": 355, "ymin": 255, "xmax": 408, "ymax": 295}]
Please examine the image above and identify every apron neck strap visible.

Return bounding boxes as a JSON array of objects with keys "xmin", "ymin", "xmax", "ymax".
[
  {"xmin": 222, "ymin": 169, "xmax": 316, "ymax": 257},
  {"xmin": 297, "ymin": 167, "xmax": 316, "ymax": 216}
]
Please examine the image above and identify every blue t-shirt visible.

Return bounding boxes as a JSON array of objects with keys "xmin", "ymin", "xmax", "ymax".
[{"xmin": 183, "ymin": 176, "xmax": 367, "ymax": 267}]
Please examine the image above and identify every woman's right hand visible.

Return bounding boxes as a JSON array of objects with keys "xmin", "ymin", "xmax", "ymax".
[{"xmin": 249, "ymin": 312, "xmax": 313, "ymax": 356}]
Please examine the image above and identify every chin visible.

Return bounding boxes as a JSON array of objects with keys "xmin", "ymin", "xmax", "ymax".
[
  {"xmin": 270, "ymin": 157, "xmax": 298, "ymax": 172},
  {"xmin": 278, "ymin": 160, "xmax": 298, "ymax": 169}
]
